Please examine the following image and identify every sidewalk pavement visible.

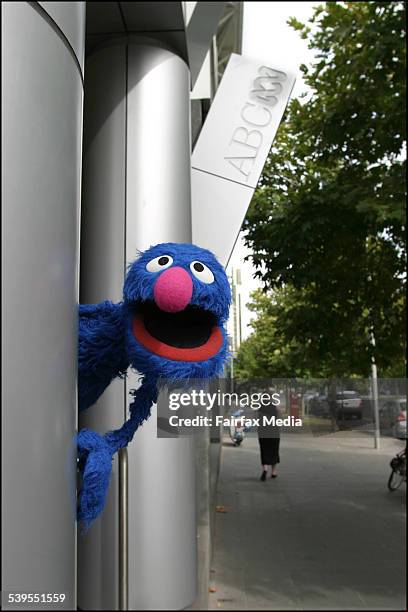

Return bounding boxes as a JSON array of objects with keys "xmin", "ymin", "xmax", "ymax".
[{"xmin": 209, "ymin": 432, "xmax": 406, "ymax": 610}]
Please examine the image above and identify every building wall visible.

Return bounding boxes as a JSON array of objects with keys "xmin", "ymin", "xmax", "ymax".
[
  {"xmin": 1, "ymin": 2, "xmax": 85, "ymax": 607},
  {"xmin": 1, "ymin": 3, "xmax": 241, "ymax": 609}
]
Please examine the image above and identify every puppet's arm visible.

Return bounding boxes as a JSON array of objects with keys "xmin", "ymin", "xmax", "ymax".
[
  {"xmin": 77, "ymin": 375, "xmax": 157, "ymax": 530},
  {"xmin": 78, "ymin": 301, "xmax": 129, "ymax": 411}
]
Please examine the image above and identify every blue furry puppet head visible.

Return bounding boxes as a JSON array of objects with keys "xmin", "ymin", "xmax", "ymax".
[
  {"xmin": 123, "ymin": 242, "xmax": 231, "ymax": 381},
  {"xmin": 77, "ymin": 243, "xmax": 231, "ymax": 530}
]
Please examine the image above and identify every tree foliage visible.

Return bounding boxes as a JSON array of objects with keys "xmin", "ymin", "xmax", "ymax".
[
  {"xmin": 234, "ymin": 289, "xmax": 318, "ymax": 379},
  {"xmin": 241, "ymin": 1, "xmax": 406, "ymax": 378}
]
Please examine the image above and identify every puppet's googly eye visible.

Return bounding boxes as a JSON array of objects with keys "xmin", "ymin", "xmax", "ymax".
[
  {"xmin": 146, "ymin": 255, "xmax": 173, "ymax": 273},
  {"xmin": 190, "ymin": 261, "xmax": 214, "ymax": 284}
]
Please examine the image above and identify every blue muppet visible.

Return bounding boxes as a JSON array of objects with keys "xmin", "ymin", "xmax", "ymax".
[{"xmin": 77, "ymin": 242, "xmax": 231, "ymax": 529}]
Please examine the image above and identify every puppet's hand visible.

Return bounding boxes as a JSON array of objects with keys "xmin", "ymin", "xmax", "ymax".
[{"xmin": 77, "ymin": 429, "xmax": 114, "ymax": 531}]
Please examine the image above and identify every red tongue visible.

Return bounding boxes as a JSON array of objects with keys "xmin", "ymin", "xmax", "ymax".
[{"xmin": 132, "ymin": 315, "xmax": 223, "ymax": 362}]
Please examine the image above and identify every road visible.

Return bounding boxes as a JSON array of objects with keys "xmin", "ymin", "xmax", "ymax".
[{"xmin": 209, "ymin": 432, "xmax": 406, "ymax": 610}]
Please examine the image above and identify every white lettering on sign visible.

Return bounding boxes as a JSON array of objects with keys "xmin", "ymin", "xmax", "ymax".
[{"xmin": 224, "ymin": 66, "xmax": 287, "ymax": 181}]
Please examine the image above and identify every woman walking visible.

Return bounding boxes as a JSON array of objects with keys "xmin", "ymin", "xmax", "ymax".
[{"xmin": 258, "ymin": 402, "xmax": 281, "ymax": 481}]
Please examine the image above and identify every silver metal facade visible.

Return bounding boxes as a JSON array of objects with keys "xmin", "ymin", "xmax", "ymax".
[
  {"xmin": 78, "ymin": 38, "xmax": 196, "ymax": 610},
  {"xmin": 77, "ymin": 42, "xmax": 128, "ymax": 611},
  {"xmin": 125, "ymin": 41, "xmax": 196, "ymax": 610},
  {"xmin": 2, "ymin": 2, "xmax": 243, "ymax": 609},
  {"xmin": 1, "ymin": 1, "xmax": 85, "ymax": 608}
]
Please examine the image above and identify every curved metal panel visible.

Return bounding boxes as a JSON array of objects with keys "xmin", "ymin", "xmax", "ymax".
[
  {"xmin": 1, "ymin": 1, "xmax": 83, "ymax": 607},
  {"xmin": 77, "ymin": 42, "xmax": 128, "ymax": 611},
  {"xmin": 77, "ymin": 36, "xmax": 195, "ymax": 611},
  {"xmin": 125, "ymin": 41, "xmax": 195, "ymax": 611},
  {"xmin": 38, "ymin": 1, "xmax": 86, "ymax": 72}
]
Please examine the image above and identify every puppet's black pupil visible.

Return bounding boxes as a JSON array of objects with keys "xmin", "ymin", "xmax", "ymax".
[
  {"xmin": 158, "ymin": 257, "xmax": 169, "ymax": 266},
  {"xmin": 193, "ymin": 262, "xmax": 204, "ymax": 272}
]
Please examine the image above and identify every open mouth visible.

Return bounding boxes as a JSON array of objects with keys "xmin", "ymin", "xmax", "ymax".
[{"xmin": 131, "ymin": 300, "xmax": 223, "ymax": 362}]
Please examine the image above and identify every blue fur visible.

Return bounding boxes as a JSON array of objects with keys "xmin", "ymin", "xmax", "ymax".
[
  {"xmin": 123, "ymin": 243, "xmax": 231, "ymax": 325},
  {"xmin": 77, "ymin": 243, "xmax": 231, "ymax": 530},
  {"xmin": 78, "ymin": 301, "xmax": 129, "ymax": 411}
]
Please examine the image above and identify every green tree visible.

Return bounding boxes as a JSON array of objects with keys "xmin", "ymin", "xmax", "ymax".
[
  {"xmin": 243, "ymin": 1, "xmax": 406, "ymax": 377},
  {"xmin": 235, "ymin": 287, "xmax": 374, "ymax": 379},
  {"xmin": 234, "ymin": 289, "xmax": 312, "ymax": 379}
]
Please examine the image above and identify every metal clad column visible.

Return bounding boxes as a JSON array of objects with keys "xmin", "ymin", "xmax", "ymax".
[
  {"xmin": 77, "ymin": 42, "xmax": 128, "ymax": 611},
  {"xmin": 126, "ymin": 40, "xmax": 196, "ymax": 611},
  {"xmin": 1, "ymin": 1, "xmax": 85, "ymax": 608},
  {"xmin": 77, "ymin": 38, "xmax": 195, "ymax": 610}
]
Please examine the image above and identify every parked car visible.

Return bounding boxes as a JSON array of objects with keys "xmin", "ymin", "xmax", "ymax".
[
  {"xmin": 391, "ymin": 399, "xmax": 407, "ymax": 440},
  {"xmin": 379, "ymin": 398, "xmax": 405, "ymax": 433},
  {"xmin": 310, "ymin": 390, "xmax": 363, "ymax": 420},
  {"xmin": 335, "ymin": 391, "xmax": 363, "ymax": 420},
  {"xmin": 394, "ymin": 410, "xmax": 407, "ymax": 439}
]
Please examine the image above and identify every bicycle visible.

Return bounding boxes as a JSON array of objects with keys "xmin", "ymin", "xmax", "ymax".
[{"xmin": 388, "ymin": 447, "xmax": 406, "ymax": 491}]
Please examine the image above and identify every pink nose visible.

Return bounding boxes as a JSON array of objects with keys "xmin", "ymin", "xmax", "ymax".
[{"xmin": 154, "ymin": 266, "xmax": 193, "ymax": 313}]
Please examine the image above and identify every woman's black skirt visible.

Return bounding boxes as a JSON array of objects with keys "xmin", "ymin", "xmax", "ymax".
[{"xmin": 258, "ymin": 436, "xmax": 280, "ymax": 465}]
